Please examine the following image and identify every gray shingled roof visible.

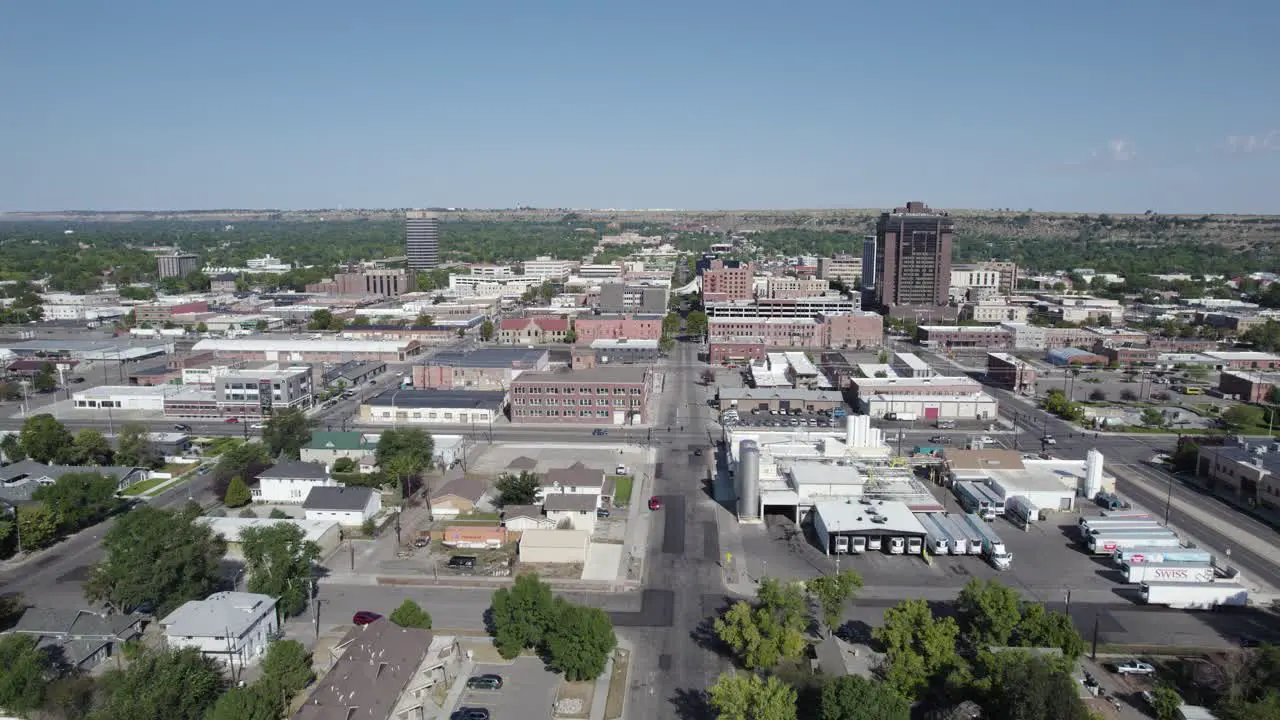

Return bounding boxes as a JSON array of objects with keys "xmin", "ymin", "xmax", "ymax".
[
  {"xmin": 542, "ymin": 464, "xmax": 604, "ymax": 489},
  {"xmin": 257, "ymin": 461, "xmax": 331, "ymax": 481},
  {"xmin": 430, "ymin": 475, "xmax": 488, "ymax": 504},
  {"xmin": 302, "ymin": 486, "xmax": 377, "ymax": 511},
  {"xmin": 501, "ymin": 504, "xmax": 544, "ymax": 521},
  {"xmin": 543, "ymin": 494, "xmax": 598, "ymax": 513}
]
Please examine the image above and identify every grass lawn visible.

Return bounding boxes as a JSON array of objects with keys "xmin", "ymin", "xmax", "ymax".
[
  {"xmin": 452, "ymin": 511, "xmax": 500, "ymax": 522},
  {"xmin": 610, "ymin": 475, "xmax": 633, "ymax": 505},
  {"xmin": 158, "ymin": 461, "xmax": 198, "ymax": 477},
  {"xmin": 121, "ymin": 476, "xmax": 170, "ymax": 496}
]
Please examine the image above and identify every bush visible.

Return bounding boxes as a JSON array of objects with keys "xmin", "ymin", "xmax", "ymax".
[
  {"xmin": 361, "ymin": 518, "xmax": 377, "ymax": 537},
  {"xmin": 224, "ymin": 476, "xmax": 252, "ymax": 508},
  {"xmin": 238, "ymin": 507, "xmax": 257, "ymax": 518}
]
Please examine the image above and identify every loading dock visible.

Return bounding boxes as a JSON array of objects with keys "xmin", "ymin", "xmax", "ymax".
[{"xmin": 813, "ymin": 499, "xmax": 927, "ymax": 556}]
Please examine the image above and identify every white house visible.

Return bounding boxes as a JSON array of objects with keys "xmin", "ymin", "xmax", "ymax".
[
  {"xmin": 543, "ymin": 493, "xmax": 598, "ymax": 534},
  {"xmin": 302, "ymin": 486, "xmax": 381, "ymax": 525},
  {"xmin": 159, "ymin": 592, "xmax": 279, "ymax": 668},
  {"xmin": 252, "ymin": 461, "xmax": 336, "ymax": 504},
  {"xmin": 501, "ymin": 505, "xmax": 556, "ymax": 532},
  {"xmin": 534, "ymin": 463, "xmax": 613, "ymax": 508}
]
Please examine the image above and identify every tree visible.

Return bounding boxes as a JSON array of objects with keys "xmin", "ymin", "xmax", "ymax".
[
  {"xmin": 662, "ymin": 312, "xmax": 681, "ymax": 337},
  {"xmin": 17, "ymin": 504, "xmax": 59, "ymax": 549},
  {"xmin": 489, "ymin": 573, "xmax": 556, "ymax": 659},
  {"xmin": 1014, "ymin": 603, "xmax": 1085, "ymax": 660},
  {"xmin": 544, "ymin": 600, "xmax": 616, "ymax": 681},
  {"xmin": 1223, "ymin": 404, "xmax": 1265, "ymax": 429},
  {"xmin": 70, "ymin": 429, "xmax": 115, "ymax": 466},
  {"xmin": 18, "ymin": 414, "xmax": 73, "ymax": 463},
  {"xmin": 980, "ymin": 651, "xmax": 1090, "ymax": 720},
  {"xmin": 307, "ymin": 309, "xmax": 334, "ymax": 330},
  {"xmin": 262, "ymin": 407, "xmax": 316, "ymax": 460},
  {"xmin": 415, "ymin": 313, "xmax": 434, "ymax": 327},
  {"xmin": 376, "ymin": 428, "xmax": 434, "ymax": 500},
  {"xmin": 332, "ymin": 457, "xmax": 356, "ymax": 473},
  {"xmin": 1145, "ymin": 685, "xmax": 1183, "ymax": 720},
  {"xmin": 116, "ymin": 422, "xmax": 159, "ymax": 468},
  {"xmin": 686, "ymin": 310, "xmax": 708, "ymax": 337},
  {"xmin": 495, "ymin": 471, "xmax": 541, "ymax": 506},
  {"xmin": 1140, "ymin": 408, "xmax": 1166, "ymax": 427},
  {"xmin": 224, "ymin": 476, "xmax": 252, "ymax": 508},
  {"xmin": 269, "ymin": 508, "xmax": 289, "ymax": 519},
  {"xmin": 806, "ymin": 570, "xmax": 863, "ymax": 636},
  {"xmin": 0, "ymin": 634, "xmax": 50, "ymax": 714},
  {"xmin": 32, "ymin": 363, "xmax": 57, "ymax": 393},
  {"xmin": 389, "ymin": 598, "xmax": 433, "ymax": 629},
  {"xmin": 205, "ymin": 686, "xmax": 279, "ymax": 720},
  {"xmin": 32, "ymin": 471, "xmax": 122, "ymax": 534},
  {"xmin": 819, "ymin": 675, "xmax": 910, "ymax": 720},
  {"xmin": 538, "ymin": 281, "xmax": 556, "ymax": 302},
  {"xmin": 0, "ymin": 433, "xmax": 25, "ymax": 463},
  {"xmin": 1088, "ymin": 389, "xmax": 1107, "ymax": 401},
  {"xmin": 1119, "ymin": 389, "xmax": 1139, "ymax": 401},
  {"xmin": 479, "ymin": 318, "xmax": 495, "ymax": 341},
  {"xmin": 1041, "ymin": 389, "xmax": 1082, "ymax": 423},
  {"xmin": 195, "ymin": 321, "xmax": 208, "ymax": 333},
  {"xmin": 714, "ymin": 578, "xmax": 808, "ymax": 670},
  {"xmin": 564, "ymin": 328, "xmax": 577, "ymax": 344},
  {"xmin": 707, "ymin": 671, "xmax": 798, "ymax": 720},
  {"xmin": 955, "ymin": 578, "xmax": 1022, "ymax": 648},
  {"xmin": 872, "ymin": 598, "xmax": 960, "ymax": 700},
  {"xmin": 260, "ymin": 639, "xmax": 315, "ymax": 700},
  {"xmin": 240, "ymin": 523, "xmax": 320, "ymax": 617},
  {"xmin": 213, "ymin": 442, "xmax": 271, "ymax": 497},
  {"xmin": 92, "ymin": 647, "xmax": 225, "ymax": 720},
  {"xmin": 85, "ymin": 505, "xmax": 226, "ymax": 616}
]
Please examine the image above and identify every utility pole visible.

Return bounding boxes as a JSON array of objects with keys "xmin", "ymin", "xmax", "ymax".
[
  {"xmin": 313, "ymin": 598, "xmax": 322, "ymax": 638},
  {"xmin": 1090, "ymin": 613, "xmax": 1100, "ymax": 660},
  {"xmin": 349, "ymin": 539, "xmax": 355, "ymax": 571}
]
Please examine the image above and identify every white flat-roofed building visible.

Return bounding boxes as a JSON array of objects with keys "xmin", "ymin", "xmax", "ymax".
[
  {"xmin": 181, "ymin": 362, "xmax": 243, "ymax": 387},
  {"xmin": 577, "ymin": 263, "xmax": 624, "ymax": 278},
  {"xmin": 812, "ymin": 500, "xmax": 927, "ymax": 555},
  {"xmin": 850, "ymin": 375, "xmax": 983, "ymax": 398},
  {"xmin": 191, "ymin": 337, "xmax": 423, "ymax": 363},
  {"xmin": 706, "ymin": 296, "xmax": 860, "ymax": 319},
  {"xmin": 447, "ymin": 274, "xmax": 541, "ymax": 298},
  {"xmin": 783, "ymin": 351, "xmax": 820, "ymax": 380},
  {"xmin": 159, "ymin": 592, "xmax": 278, "ymax": 668},
  {"xmin": 860, "ymin": 391, "xmax": 998, "ymax": 420},
  {"xmin": 1199, "ymin": 350, "xmax": 1280, "ymax": 370},
  {"xmin": 750, "ymin": 359, "xmax": 792, "ymax": 388},
  {"xmin": 788, "ymin": 463, "xmax": 867, "ymax": 505},
  {"xmin": 891, "ymin": 352, "xmax": 933, "ymax": 378},
  {"xmin": 196, "ymin": 517, "xmax": 341, "ymax": 559},
  {"xmin": 72, "ymin": 385, "xmax": 172, "ymax": 411},
  {"xmin": 522, "ymin": 257, "xmax": 574, "ymax": 282}
]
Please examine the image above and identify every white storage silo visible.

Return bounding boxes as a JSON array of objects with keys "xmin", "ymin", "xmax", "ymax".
[{"xmin": 1083, "ymin": 449, "xmax": 1104, "ymax": 498}]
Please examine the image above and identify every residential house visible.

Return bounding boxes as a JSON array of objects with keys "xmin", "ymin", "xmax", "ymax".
[
  {"xmin": 7, "ymin": 608, "xmax": 144, "ymax": 671},
  {"xmin": 303, "ymin": 486, "xmax": 381, "ymax": 525},
  {"xmin": 0, "ymin": 460, "xmax": 149, "ymax": 505},
  {"xmin": 292, "ymin": 621, "xmax": 463, "ymax": 720},
  {"xmin": 535, "ymin": 463, "xmax": 613, "ymax": 508},
  {"xmin": 500, "ymin": 504, "xmax": 555, "ymax": 531},
  {"xmin": 429, "ymin": 475, "xmax": 489, "ymax": 518},
  {"xmin": 300, "ymin": 431, "xmax": 378, "ymax": 466},
  {"xmin": 252, "ymin": 461, "xmax": 336, "ymax": 504},
  {"xmin": 543, "ymin": 493, "xmax": 599, "ymax": 533},
  {"xmin": 160, "ymin": 592, "xmax": 279, "ymax": 669}
]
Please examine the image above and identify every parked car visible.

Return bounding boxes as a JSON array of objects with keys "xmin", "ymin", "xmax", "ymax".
[
  {"xmin": 455, "ymin": 710, "xmax": 491, "ymax": 720},
  {"xmin": 251, "ymin": 423, "xmax": 265, "ymax": 430},
  {"xmin": 1114, "ymin": 660, "xmax": 1155, "ymax": 675},
  {"xmin": 446, "ymin": 555, "xmax": 478, "ymax": 572},
  {"xmin": 596, "ymin": 508, "xmax": 611, "ymax": 519},
  {"xmin": 174, "ymin": 424, "xmax": 192, "ymax": 432},
  {"xmin": 648, "ymin": 496, "xmax": 663, "ymax": 511},
  {"xmin": 412, "ymin": 536, "xmax": 430, "ymax": 548},
  {"xmin": 352, "ymin": 611, "xmax": 382, "ymax": 625},
  {"xmin": 592, "ymin": 428, "xmax": 608, "ymax": 436},
  {"xmin": 693, "ymin": 448, "xmax": 703, "ymax": 456},
  {"xmin": 224, "ymin": 417, "xmax": 239, "ymax": 423},
  {"xmin": 465, "ymin": 674, "xmax": 504, "ymax": 690}
]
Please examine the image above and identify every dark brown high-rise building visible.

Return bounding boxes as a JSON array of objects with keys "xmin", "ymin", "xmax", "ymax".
[{"xmin": 873, "ymin": 201, "xmax": 954, "ymax": 317}]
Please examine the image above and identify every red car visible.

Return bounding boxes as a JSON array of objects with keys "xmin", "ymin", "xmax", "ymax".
[
  {"xmin": 352, "ymin": 611, "xmax": 382, "ymax": 625},
  {"xmin": 224, "ymin": 417, "xmax": 239, "ymax": 423},
  {"xmin": 648, "ymin": 496, "xmax": 663, "ymax": 511}
]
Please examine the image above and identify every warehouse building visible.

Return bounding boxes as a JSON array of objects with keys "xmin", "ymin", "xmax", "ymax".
[
  {"xmin": 812, "ymin": 500, "xmax": 927, "ymax": 556},
  {"xmin": 190, "ymin": 338, "xmax": 424, "ymax": 363},
  {"xmin": 412, "ymin": 348, "xmax": 549, "ymax": 390},
  {"xmin": 359, "ymin": 389, "xmax": 506, "ymax": 426},
  {"xmin": 858, "ymin": 391, "xmax": 998, "ymax": 421},
  {"xmin": 716, "ymin": 388, "xmax": 844, "ymax": 414},
  {"xmin": 944, "ymin": 448, "xmax": 1114, "ymax": 512}
]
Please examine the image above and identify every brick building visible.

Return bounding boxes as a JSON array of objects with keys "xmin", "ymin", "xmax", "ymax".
[
  {"xmin": 135, "ymin": 301, "xmax": 209, "ymax": 325},
  {"xmin": 412, "ymin": 348, "xmax": 549, "ymax": 390},
  {"xmin": 572, "ymin": 314, "xmax": 663, "ymax": 344},
  {"xmin": 985, "ymin": 352, "xmax": 1037, "ymax": 394},
  {"xmin": 761, "ymin": 277, "xmax": 830, "ymax": 300},
  {"xmin": 1218, "ymin": 370, "xmax": 1280, "ymax": 403},
  {"xmin": 497, "ymin": 317, "xmax": 570, "ymax": 344},
  {"xmin": 916, "ymin": 325, "xmax": 1014, "ymax": 350},
  {"xmin": 509, "ymin": 366, "xmax": 651, "ymax": 424},
  {"xmin": 701, "ymin": 259, "xmax": 755, "ymax": 302},
  {"xmin": 305, "ymin": 269, "xmax": 411, "ymax": 297}
]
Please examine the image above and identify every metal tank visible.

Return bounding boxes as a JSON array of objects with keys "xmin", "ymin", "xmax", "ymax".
[
  {"xmin": 737, "ymin": 439, "xmax": 760, "ymax": 520},
  {"xmin": 1083, "ymin": 449, "xmax": 1104, "ymax": 498}
]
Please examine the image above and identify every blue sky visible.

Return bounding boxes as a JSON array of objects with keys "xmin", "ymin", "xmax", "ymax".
[{"xmin": 2, "ymin": 0, "xmax": 1278, "ymax": 213}]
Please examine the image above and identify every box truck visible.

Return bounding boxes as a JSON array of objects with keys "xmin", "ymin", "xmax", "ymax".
[
  {"xmin": 963, "ymin": 512, "xmax": 1013, "ymax": 570},
  {"xmin": 1140, "ymin": 581, "xmax": 1248, "ymax": 610},
  {"xmin": 1088, "ymin": 531, "xmax": 1181, "ymax": 555},
  {"xmin": 1112, "ymin": 547, "xmax": 1214, "ymax": 566},
  {"xmin": 1124, "ymin": 562, "xmax": 1216, "ymax": 584}
]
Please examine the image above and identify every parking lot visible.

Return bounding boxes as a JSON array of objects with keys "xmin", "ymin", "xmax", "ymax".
[{"xmin": 452, "ymin": 658, "xmax": 558, "ymax": 720}]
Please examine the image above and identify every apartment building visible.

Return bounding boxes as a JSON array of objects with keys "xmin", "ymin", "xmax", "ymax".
[
  {"xmin": 522, "ymin": 256, "xmax": 574, "ymax": 282},
  {"xmin": 509, "ymin": 366, "xmax": 651, "ymax": 424},
  {"xmin": 701, "ymin": 259, "xmax": 755, "ymax": 302}
]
